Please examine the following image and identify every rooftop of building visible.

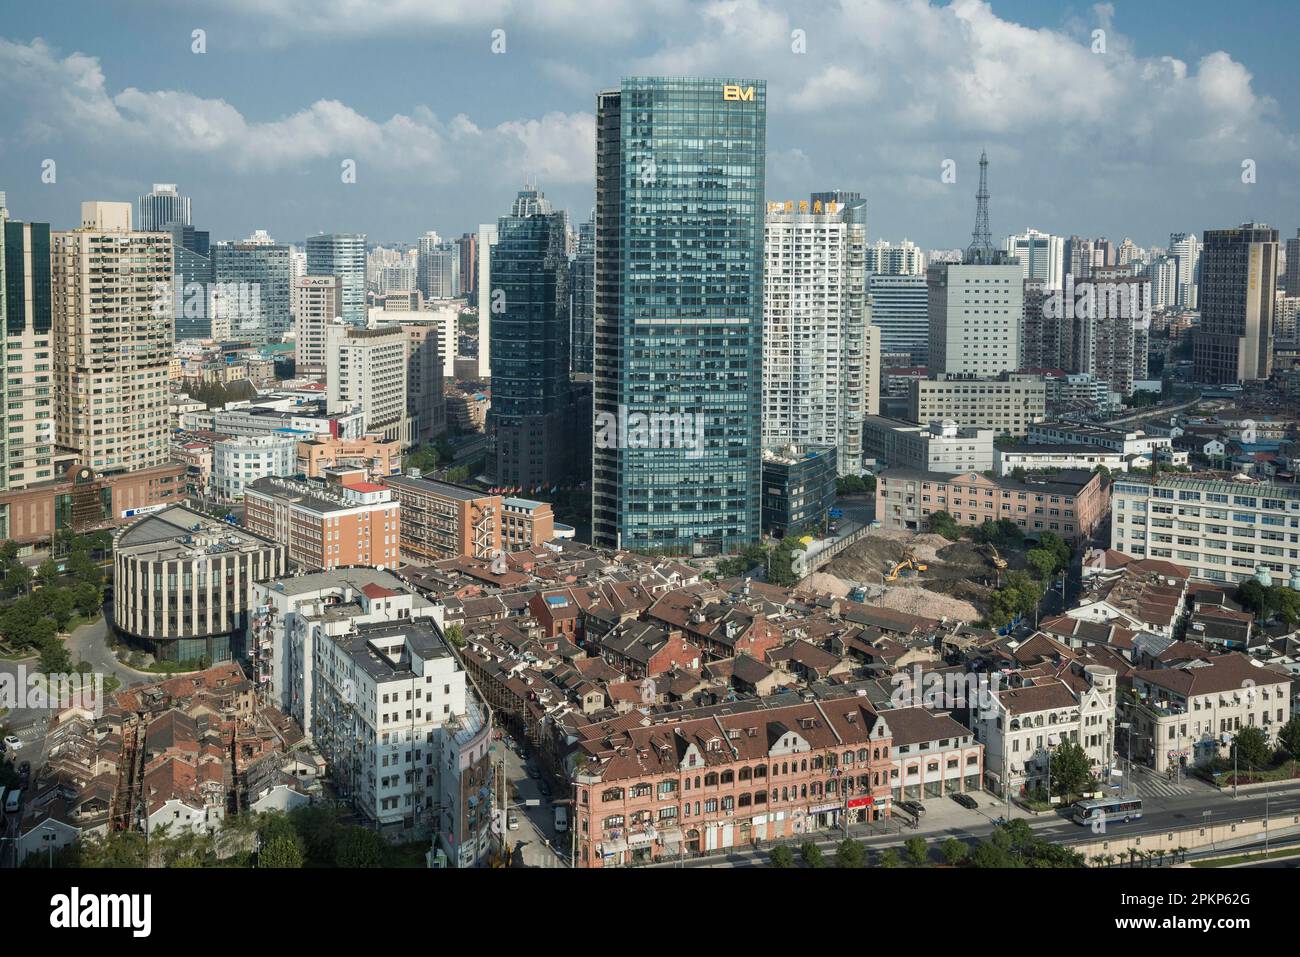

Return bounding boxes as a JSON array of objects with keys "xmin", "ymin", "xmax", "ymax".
[
  {"xmin": 385, "ymin": 474, "xmax": 495, "ymax": 502},
  {"xmin": 338, "ymin": 617, "xmax": 452, "ymax": 681},
  {"xmin": 114, "ymin": 504, "xmax": 279, "ymax": 560},
  {"xmin": 257, "ymin": 566, "xmax": 416, "ymax": 600},
  {"xmin": 244, "ymin": 475, "xmax": 393, "ymax": 513}
]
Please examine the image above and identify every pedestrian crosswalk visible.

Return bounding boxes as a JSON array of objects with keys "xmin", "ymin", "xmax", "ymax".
[{"xmin": 1132, "ymin": 770, "xmax": 1198, "ymax": 798}]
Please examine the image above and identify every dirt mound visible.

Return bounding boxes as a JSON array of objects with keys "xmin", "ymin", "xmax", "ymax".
[
  {"xmin": 874, "ymin": 585, "xmax": 980, "ymax": 623},
  {"xmin": 802, "ymin": 571, "xmax": 851, "ymax": 597}
]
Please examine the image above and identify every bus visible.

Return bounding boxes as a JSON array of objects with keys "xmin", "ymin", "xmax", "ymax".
[{"xmin": 1071, "ymin": 796, "xmax": 1142, "ymax": 826}]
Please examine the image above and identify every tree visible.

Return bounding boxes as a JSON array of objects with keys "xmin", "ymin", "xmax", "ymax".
[
  {"xmin": 444, "ymin": 624, "xmax": 466, "ymax": 648},
  {"xmin": 1232, "ymin": 726, "xmax": 1272, "ymax": 773},
  {"xmin": 1036, "ymin": 531, "xmax": 1071, "ymax": 574},
  {"xmin": 335, "ymin": 825, "xmax": 386, "ymax": 867},
  {"xmin": 1048, "ymin": 739, "xmax": 1094, "ymax": 799},
  {"xmin": 927, "ymin": 511, "xmax": 962, "ymax": 542},
  {"xmin": 259, "ymin": 834, "xmax": 305, "ymax": 869},
  {"xmin": 799, "ymin": 841, "xmax": 824, "ymax": 868},
  {"xmin": 904, "ymin": 836, "xmax": 928, "ymax": 866},
  {"xmin": 1025, "ymin": 548, "xmax": 1057, "ymax": 582},
  {"xmin": 768, "ymin": 845, "xmax": 795, "ymax": 868},
  {"xmin": 941, "ymin": 837, "xmax": 968, "ymax": 867},
  {"xmin": 877, "ymin": 848, "xmax": 899, "ymax": 868},
  {"xmin": 1277, "ymin": 716, "xmax": 1300, "ymax": 762},
  {"xmin": 969, "ymin": 840, "xmax": 1015, "ymax": 868},
  {"xmin": 36, "ymin": 557, "xmax": 61, "ymax": 586},
  {"xmin": 834, "ymin": 838, "xmax": 865, "ymax": 868}
]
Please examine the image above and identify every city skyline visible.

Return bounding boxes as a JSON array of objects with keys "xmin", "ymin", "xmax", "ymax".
[{"xmin": 0, "ymin": 0, "xmax": 1297, "ymax": 248}]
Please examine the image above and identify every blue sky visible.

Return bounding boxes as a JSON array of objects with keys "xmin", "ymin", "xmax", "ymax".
[{"xmin": 1, "ymin": 0, "xmax": 1297, "ymax": 250}]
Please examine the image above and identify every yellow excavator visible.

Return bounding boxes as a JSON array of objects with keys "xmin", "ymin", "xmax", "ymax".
[
  {"xmin": 885, "ymin": 550, "xmax": 928, "ymax": 582},
  {"xmin": 981, "ymin": 542, "xmax": 1008, "ymax": 570}
]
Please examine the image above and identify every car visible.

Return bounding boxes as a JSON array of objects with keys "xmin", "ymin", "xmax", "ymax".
[
  {"xmin": 507, "ymin": 811, "xmax": 520, "ymax": 831},
  {"xmin": 951, "ymin": 792, "xmax": 979, "ymax": 810},
  {"xmin": 898, "ymin": 800, "xmax": 926, "ymax": 818},
  {"xmin": 538, "ymin": 781, "xmax": 553, "ymax": 799},
  {"xmin": 2, "ymin": 735, "xmax": 20, "ymax": 752}
]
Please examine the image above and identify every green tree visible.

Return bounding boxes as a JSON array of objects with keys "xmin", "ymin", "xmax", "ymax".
[
  {"xmin": 877, "ymin": 848, "xmax": 900, "ymax": 868},
  {"xmin": 927, "ymin": 511, "xmax": 962, "ymax": 541},
  {"xmin": 969, "ymin": 840, "xmax": 1015, "ymax": 868},
  {"xmin": 799, "ymin": 841, "xmax": 824, "ymax": 868},
  {"xmin": 1093, "ymin": 464, "xmax": 1111, "ymax": 479},
  {"xmin": 1036, "ymin": 531, "xmax": 1071, "ymax": 574},
  {"xmin": 904, "ymin": 836, "xmax": 928, "ymax": 866},
  {"xmin": 1232, "ymin": 726, "xmax": 1272, "ymax": 773},
  {"xmin": 834, "ymin": 838, "xmax": 865, "ymax": 868},
  {"xmin": 941, "ymin": 837, "xmax": 968, "ymax": 867},
  {"xmin": 1025, "ymin": 547, "xmax": 1056, "ymax": 582},
  {"xmin": 443, "ymin": 624, "xmax": 466, "ymax": 648},
  {"xmin": 335, "ymin": 825, "xmax": 387, "ymax": 867},
  {"xmin": 1276, "ymin": 716, "xmax": 1300, "ymax": 762},
  {"xmin": 1048, "ymin": 739, "xmax": 1094, "ymax": 799},
  {"xmin": 768, "ymin": 845, "xmax": 795, "ymax": 868},
  {"xmin": 259, "ymin": 834, "xmax": 305, "ymax": 869},
  {"xmin": 36, "ymin": 557, "xmax": 61, "ymax": 586}
]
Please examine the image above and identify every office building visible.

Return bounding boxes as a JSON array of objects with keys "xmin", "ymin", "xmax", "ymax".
[
  {"xmin": 760, "ymin": 445, "xmax": 837, "ymax": 537},
  {"xmin": 293, "ymin": 275, "xmax": 339, "ymax": 375},
  {"xmin": 1285, "ymin": 229, "xmax": 1300, "ymax": 297},
  {"xmin": 137, "ymin": 183, "xmax": 191, "ymax": 232},
  {"xmin": 928, "ymin": 261, "xmax": 1023, "ymax": 376},
  {"xmin": 592, "ymin": 77, "xmax": 766, "ymax": 554},
  {"xmin": 994, "ymin": 443, "xmax": 1126, "ymax": 477},
  {"xmin": 861, "ymin": 416, "xmax": 993, "ymax": 474},
  {"xmin": 213, "ymin": 434, "xmax": 298, "ymax": 501},
  {"xmin": 296, "ymin": 433, "xmax": 401, "ymax": 481},
  {"xmin": 54, "ymin": 202, "xmax": 173, "ymax": 476},
  {"xmin": 869, "ymin": 274, "xmax": 929, "ymax": 365},
  {"xmin": 384, "ymin": 474, "xmax": 502, "ymax": 563},
  {"xmin": 877, "ymin": 468, "xmax": 1108, "ymax": 545},
  {"xmin": 570, "ymin": 209, "xmax": 595, "ymax": 375},
  {"xmin": 306, "ymin": 233, "xmax": 367, "ymax": 325},
  {"xmin": 244, "ymin": 475, "xmax": 400, "ymax": 571},
  {"xmin": 2, "ymin": 216, "xmax": 66, "ymax": 491},
  {"xmin": 501, "ymin": 496, "xmax": 555, "ymax": 551},
  {"xmin": 1193, "ymin": 223, "xmax": 1278, "ymax": 385},
  {"xmin": 475, "ymin": 223, "xmax": 497, "ymax": 379},
  {"xmin": 489, "ymin": 182, "xmax": 583, "ymax": 487},
  {"xmin": 908, "ymin": 374, "xmax": 1046, "ymax": 438},
  {"xmin": 212, "ymin": 231, "xmax": 292, "ymax": 342},
  {"xmin": 456, "ymin": 232, "xmax": 477, "ymax": 298},
  {"xmin": 763, "ymin": 199, "xmax": 876, "ymax": 475},
  {"xmin": 113, "ymin": 504, "xmax": 286, "ymax": 662},
  {"xmin": 1111, "ymin": 473, "xmax": 1300, "ymax": 584},
  {"xmin": 1004, "ymin": 228, "xmax": 1064, "ymax": 289},
  {"xmin": 326, "ymin": 324, "xmax": 408, "ymax": 444}
]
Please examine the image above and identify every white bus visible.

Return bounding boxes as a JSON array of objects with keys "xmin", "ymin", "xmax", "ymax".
[{"xmin": 1071, "ymin": 796, "xmax": 1142, "ymax": 826}]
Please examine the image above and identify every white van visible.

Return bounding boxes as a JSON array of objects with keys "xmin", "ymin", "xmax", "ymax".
[
  {"xmin": 5, "ymin": 789, "xmax": 21, "ymax": 815},
  {"xmin": 554, "ymin": 805, "xmax": 568, "ymax": 832}
]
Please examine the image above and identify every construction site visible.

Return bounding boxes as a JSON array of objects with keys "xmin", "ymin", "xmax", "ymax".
[{"xmin": 804, "ymin": 529, "xmax": 1027, "ymax": 624}]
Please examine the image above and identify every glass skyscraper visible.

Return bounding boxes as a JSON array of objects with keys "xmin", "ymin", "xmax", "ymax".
[
  {"xmin": 592, "ymin": 77, "xmax": 766, "ymax": 555},
  {"xmin": 570, "ymin": 209, "xmax": 595, "ymax": 375},
  {"xmin": 306, "ymin": 233, "xmax": 367, "ymax": 325}
]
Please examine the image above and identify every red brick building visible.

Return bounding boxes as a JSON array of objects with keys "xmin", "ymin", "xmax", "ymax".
[{"xmin": 572, "ymin": 699, "xmax": 894, "ymax": 867}]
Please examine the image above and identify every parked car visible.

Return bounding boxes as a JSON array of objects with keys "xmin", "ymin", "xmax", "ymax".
[
  {"xmin": 898, "ymin": 799, "xmax": 926, "ymax": 818},
  {"xmin": 2, "ymin": 735, "xmax": 20, "ymax": 752},
  {"xmin": 507, "ymin": 811, "xmax": 520, "ymax": 831},
  {"xmin": 950, "ymin": 792, "xmax": 979, "ymax": 810}
]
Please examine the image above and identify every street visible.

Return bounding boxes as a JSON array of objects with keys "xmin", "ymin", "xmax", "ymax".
[{"xmin": 496, "ymin": 737, "xmax": 570, "ymax": 868}]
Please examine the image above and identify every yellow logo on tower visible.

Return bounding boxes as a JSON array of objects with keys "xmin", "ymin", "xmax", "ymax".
[{"xmin": 723, "ymin": 84, "xmax": 755, "ymax": 101}]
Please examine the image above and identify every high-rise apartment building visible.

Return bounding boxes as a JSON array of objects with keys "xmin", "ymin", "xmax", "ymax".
[
  {"xmin": 1193, "ymin": 223, "xmax": 1278, "ymax": 384},
  {"xmin": 1004, "ymin": 228, "xmax": 1064, "ymax": 289},
  {"xmin": 864, "ymin": 239, "xmax": 925, "ymax": 277},
  {"xmin": 475, "ymin": 224, "xmax": 498, "ymax": 379},
  {"xmin": 293, "ymin": 275, "xmax": 340, "ymax": 375},
  {"xmin": 455, "ymin": 232, "xmax": 477, "ymax": 298},
  {"xmin": 592, "ymin": 77, "xmax": 766, "ymax": 554},
  {"xmin": 489, "ymin": 182, "xmax": 585, "ymax": 487},
  {"xmin": 137, "ymin": 183, "xmax": 191, "ymax": 232},
  {"xmin": 1063, "ymin": 236, "xmax": 1096, "ymax": 281},
  {"xmin": 762, "ymin": 199, "xmax": 877, "ymax": 475},
  {"xmin": 325, "ymin": 324, "xmax": 408, "ymax": 443},
  {"xmin": 54, "ymin": 202, "xmax": 173, "ymax": 476},
  {"xmin": 306, "ymin": 233, "xmax": 366, "ymax": 325},
  {"xmin": 212, "ymin": 231, "xmax": 292, "ymax": 342},
  {"xmin": 417, "ymin": 231, "xmax": 460, "ymax": 300},
  {"xmin": 1169, "ymin": 231, "xmax": 1201, "ymax": 310},
  {"xmin": 1072, "ymin": 268, "xmax": 1151, "ymax": 398},
  {"xmin": 1145, "ymin": 256, "xmax": 1179, "ymax": 311}
]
